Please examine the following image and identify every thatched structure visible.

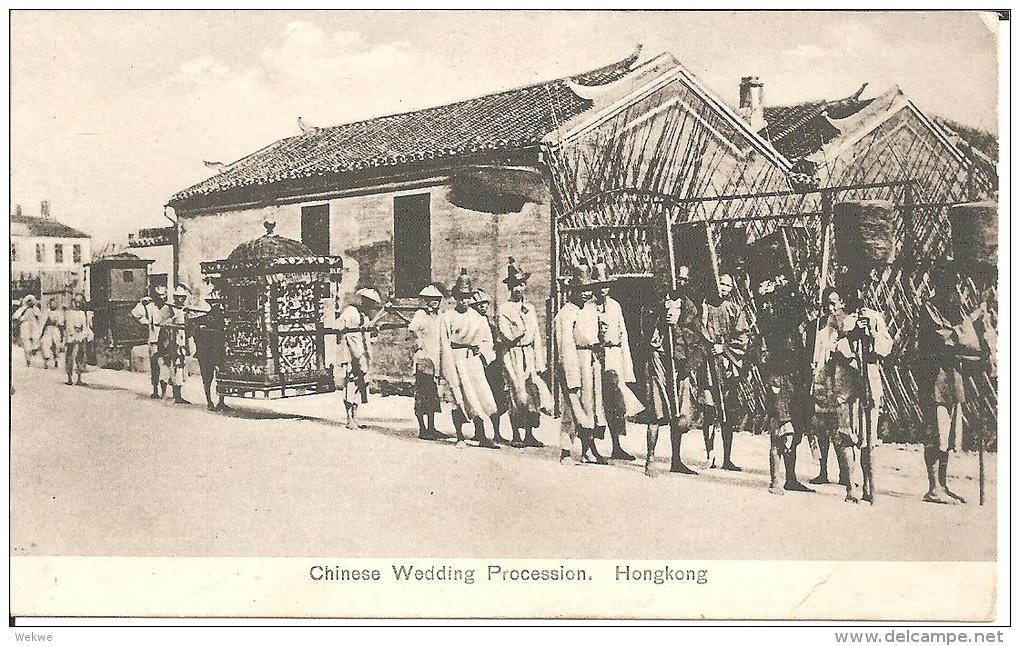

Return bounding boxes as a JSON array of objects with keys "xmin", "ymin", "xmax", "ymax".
[{"xmin": 546, "ymin": 73, "xmax": 998, "ymax": 445}]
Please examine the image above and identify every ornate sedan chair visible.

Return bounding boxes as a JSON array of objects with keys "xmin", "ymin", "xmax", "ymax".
[{"xmin": 200, "ymin": 221, "xmax": 344, "ymax": 399}]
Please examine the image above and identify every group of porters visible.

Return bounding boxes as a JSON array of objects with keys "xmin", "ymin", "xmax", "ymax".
[
  {"xmin": 12, "ymin": 293, "xmax": 93, "ymax": 385},
  {"xmin": 318, "ymin": 253, "xmax": 996, "ymax": 507},
  {"xmin": 13, "ymin": 223, "xmax": 994, "ymax": 508}
]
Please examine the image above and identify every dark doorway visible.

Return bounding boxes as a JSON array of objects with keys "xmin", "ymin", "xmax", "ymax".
[
  {"xmin": 393, "ymin": 193, "xmax": 432, "ymax": 298},
  {"xmin": 301, "ymin": 204, "xmax": 330, "ymax": 256}
]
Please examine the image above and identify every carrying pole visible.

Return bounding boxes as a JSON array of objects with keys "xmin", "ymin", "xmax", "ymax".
[
  {"xmin": 811, "ymin": 192, "xmax": 834, "ymax": 399},
  {"xmin": 978, "ymin": 412, "xmax": 985, "ymax": 506}
]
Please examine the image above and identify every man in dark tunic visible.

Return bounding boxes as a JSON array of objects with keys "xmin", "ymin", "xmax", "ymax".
[
  {"xmin": 191, "ymin": 296, "xmax": 229, "ymax": 411},
  {"xmin": 807, "ymin": 287, "xmax": 851, "ymax": 487},
  {"xmin": 760, "ymin": 315, "xmax": 815, "ymax": 495},
  {"xmin": 699, "ymin": 273, "xmax": 750, "ymax": 471},
  {"xmin": 643, "ymin": 265, "xmax": 702, "ymax": 477}
]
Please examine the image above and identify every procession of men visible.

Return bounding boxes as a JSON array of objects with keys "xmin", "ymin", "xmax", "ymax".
[
  {"xmin": 392, "ymin": 254, "xmax": 994, "ymax": 506},
  {"xmin": 11, "ymin": 250, "xmax": 996, "ymax": 507}
]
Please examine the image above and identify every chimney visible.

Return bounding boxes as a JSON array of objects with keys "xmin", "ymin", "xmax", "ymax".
[
  {"xmin": 739, "ymin": 76, "xmax": 765, "ymax": 132},
  {"xmin": 13, "ymin": 203, "xmax": 22, "ymax": 217},
  {"xmin": 40, "ymin": 200, "xmax": 51, "ymax": 219}
]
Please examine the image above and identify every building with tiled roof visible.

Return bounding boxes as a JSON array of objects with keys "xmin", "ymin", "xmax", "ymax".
[
  {"xmin": 759, "ymin": 84, "xmax": 875, "ymax": 160},
  {"xmin": 168, "ymin": 48, "xmax": 643, "ymax": 211},
  {"xmin": 10, "ymin": 201, "xmax": 92, "ymax": 305},
  {"xmin": 168, "ymin": 48, "xmax": 792, "ymax": 386}
]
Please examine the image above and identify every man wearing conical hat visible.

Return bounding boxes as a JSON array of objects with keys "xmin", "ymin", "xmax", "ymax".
[
  {"xmin": 157, "ymin": 283, "xmax": 196, "ymax": 404},
  {"xmin": 587, "ymin": 260, "xmax": 645, "ymax": 461},
  {"xmin": 132, "ymin": 284, "xmax": 173, "ymax": 399},
  {"xmin": 332, "ymin": 286, "xmax": 383, "ymax": 429},
  {"xmin": 553, "ymin": 260, "xmax": 608, "ymax": 464},
  {"xmin": 497, "ymin": 257, "xmax": 553, "ymax": 449},
  {"xmin": 12, "ymin": 294, "xmax": 42, "ymax": 367},
  {"xmin": 438, "ymin": 269, "xmax": 500, "ymax": 449},
  {"xmin": 470, "ymin": 287, "xmax": 511, "ymax": 445},
  {"xmin": 407, "ymin": 283, "xmax": 448, "ymax": 440},
  {"xmin": 700, "ymin": 272, "xmax": 750, "ymax": 471}
]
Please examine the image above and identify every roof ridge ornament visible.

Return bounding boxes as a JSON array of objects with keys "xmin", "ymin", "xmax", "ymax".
[
  {"xmin": 263, "ymin": 220, "xmax": 277, "ymax": 235},
  {"xmin": 569, "ymin": 44, "xmax": 643, "ymax": 88}
]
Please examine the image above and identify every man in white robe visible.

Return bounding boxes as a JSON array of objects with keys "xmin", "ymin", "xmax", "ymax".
[
  {"xmin": 498, "ymin": 258, "xmax": 552, "ymax": 448},
  {"xmin": 12, "ymin": 295, "xmax": 42, "ymax": 367},
  {"xmin": 590, "ymin": 262, "xmax": 644, "ymax": 461},
  {"xmin": 438, "ymin": 269, "xmax": 499, "ymax": 449},
  {"xmin": 38, "ymin": 299, "xmax": 64, "ymax": 369},
  {"xmin": 554, "ymin": 262, "xmax": 608, "ymax": 464}
]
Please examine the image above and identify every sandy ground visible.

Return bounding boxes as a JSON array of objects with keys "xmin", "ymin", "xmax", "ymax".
[{"xmin": 10, "ymin": 350, "xmax": 996, "ymax": 560}]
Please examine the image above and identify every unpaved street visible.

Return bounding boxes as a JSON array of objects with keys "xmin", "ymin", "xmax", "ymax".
[{"xmin": 10, "ymin": 353, "xmax": 996, "ymax": 560}]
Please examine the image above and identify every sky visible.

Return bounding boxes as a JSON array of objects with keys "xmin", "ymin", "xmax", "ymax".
[{"xmin": 10, "ymin": 10, "xmax": 1001, "ymax": 246}]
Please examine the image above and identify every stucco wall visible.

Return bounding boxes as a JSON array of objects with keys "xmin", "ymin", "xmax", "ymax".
[{"xmin": 176, "ymin": 180, "xmax": 552, "ymax": 383}]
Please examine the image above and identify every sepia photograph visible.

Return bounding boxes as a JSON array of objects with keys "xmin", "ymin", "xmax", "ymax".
[{"xmin": 7, "ymin": 8, "xmax": 1006, "ymax": 626}]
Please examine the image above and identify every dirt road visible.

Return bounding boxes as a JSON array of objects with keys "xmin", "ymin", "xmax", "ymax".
[{"xmin": 10, "ymin": 354, "xmax": 996, "ymax": 560}]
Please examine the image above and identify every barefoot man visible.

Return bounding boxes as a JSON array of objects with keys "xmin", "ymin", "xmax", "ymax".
[
  {"xmin": 333, "ymin": 287, "xmax": 382, "ymax": 429},
  {"xmin": 809, "ymin": 287, "xmax": 851, "ymax": 487},
  {"xmin": 643, "ymin": 266, "xmax": 701, "ymax": 477},
  {"xmin": 918, "ymin": 270, "xmax": 985, "ymax": 504},
  {"xmin": 760, "ymin": 316, "xmax": 815, "ymax": 495},
  {"xmin": 700, "ymin": 273, "xmax": 750, "ymax": 471},
  {"xmin": 834, "ymin": 276, "xmax": 893, "ymax": 504},
  {"xmin": 132, "ymin": 285, "xmax": 173, "ymax": 399}
]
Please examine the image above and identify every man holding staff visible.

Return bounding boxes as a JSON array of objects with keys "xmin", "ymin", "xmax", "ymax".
[
  {"xmin": 808, "ymin": 287, "xmax": 851, "ymax": 487},
  {"xmin": 918, "ymin": 270, "xmax": 986, "ymax": 504},
  {"xmin": 834, "ymin": 276, "xmax": 892, "ymax": 504},
  {"xmin": 700, "ymin": 273, "xmax": 749, "ymax": 471},
  {"xmin": 643, "ymin": 265, "xmax": 701, "ymax": 477}
]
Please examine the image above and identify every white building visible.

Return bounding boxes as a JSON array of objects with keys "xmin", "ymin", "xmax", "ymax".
[{"xmin": 10, "ymin": 201, "xmax": 92, "ymax": 305}]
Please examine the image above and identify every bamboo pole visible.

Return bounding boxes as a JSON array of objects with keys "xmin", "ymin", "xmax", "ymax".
[{"xmin": 978, "ymin": 405, "xmax": 986, "ymax": 506}]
